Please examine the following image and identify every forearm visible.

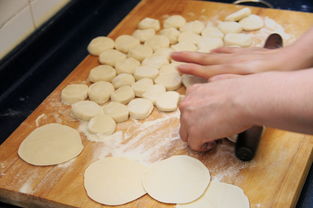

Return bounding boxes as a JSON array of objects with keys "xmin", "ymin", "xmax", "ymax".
[{"xmin": 242, "ymin": 69, "xmax": 313, "ymax": 134}]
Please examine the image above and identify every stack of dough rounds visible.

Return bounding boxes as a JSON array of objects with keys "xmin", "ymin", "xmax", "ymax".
[
  {"xmin": 115, "ymin": 35, "xmax": 140, "ymax": 53},
  {"xmin": 138, "ymin": 17, "xmax": 160, "ymax": 31},
  {"xmin": 103, "ymin": 102, "xmax": 129, "ymax": 122},
  {"xmin": 155, "ymin": 72, "xmax": 182, "ymax": 90},
  {"xmin": 163, "ymin": 15, "xmax": 186, "ymax": 29},
  {"xmin": 61, "ymin": 84, "xmax": 88, "ymax": 105},
  {"xmin": 115, "ymin": 57, "xmax": 140, "ymax": 74},
  {"xmin": 132, "ymin": 78, "xmax": 154, "ymax": 97},
  {"xmin": 217, "ymin": 21, "xmax": 242, "ymax": 33},
  {"xmin": 111, "ymin": 86, "xmax": 135, "ymax": 104},
  {"xmin": 71, "ymin": 100, "xmax": 102, "ymax": 121},
  {"xmin": 88, "ymin": 65, "xmax": 116, "ymax": 82},
  {"xmin": 112, "ymin": 73, "xmax": 135, "ymax": 89},
  {"xmin": 88, "ymin": 81, "xmax": 114, "ymax": 105},
  {"xmin": 134, "ymin": 66, "xmax": 159, "ymax": 80},
  {"xmin": 128, "ymin": 45, "xmax": 153, "ymax": 61},
  {"xmin": 87, "ymin": 36, "xmax": 114, "ymax": 56},
  {"xmin": 132, "ymin": 29, "xmax": 155, "ymax": 42},
  {"xmin": 155, "ymin": 91, "xmax": 180, "ymax": 112},
  {"xmin": 99, "ymin": 49, "xmax": 126, "ymax": 66},
  {"xmin": 128, "ymin": 98, "xmax": 153, "ymax": 119},
  {"xmin": 88, "ymin": 114, "xmax": 116, "ymax": 134},
  {"xmin": 145, "ymin": 35, "xmax": 170, "ymax": 51},
  {"xmin": 142, "ymin": 84, "xmax": 166, "ymax": 104}
]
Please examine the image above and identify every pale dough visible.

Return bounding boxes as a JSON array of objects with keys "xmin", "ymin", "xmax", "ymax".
[
  {"xmin": 132, "ymin": 29, "xmax": 155, "ymax": 42},
  {"xmin": 142, "ymin": 84, "xmax": 166, "ymax": 104},
  {"xmin": 239, "ymin": 14, "xmax": 264, "ymax": 31},
  {"xmin": 112, "ymin": 73, "xmax": 135, "ymax": 89},
  {"xmin": 180, "ymin": 20, "xmax": 205, "ymax": 34},
  {"xmin": 132, "ymin": 78, "xmax": 154, "ymax": 97},
  {"xmin": 178, "ymin": 32, "xmax": 201, "ymax": 45},
  {"xmin": 102, "ymin": 102, "xmax": 129, "ymax": 123},
  {"xmin": 224, "ymin": 33, "xmax": 252, "ymax": 47},
  {"xmin": 87, "ymin": 36, "xmax": 115, "ymax": 56},
  {"xmin": 163, "ymin": 15, "xmax": 186, "ymax": 29},
  {"xmin": 88, "ymin": 81, "xmax": 114, "ymax": 105},
  {"xmin": 159, "ymin": 63, "xmax": 179, "ymax": 74},
  {"xmin": 134, "ymin": 66, "xmax": 159, "ymax": 80},
  {"xmin": 88, "ymin": 65, "xmax": 116, "ymax": 82},
  {"xmin": 172, "ymin": 41, "xmax": 197, "ymax": 52},
  {"xmin": 225, "ymin": 7, "xmax": 251, "ymax": 22},
  {"xmin": 128, "ymin": 98, "xmax": 153, "ymax": 120},
  {"xmin": 201, "ymin": 26, "xmax": 224, "ymax": 38},
  {"xmin": 84, "ymin": 157, "xmax": 147, "ymax": 206},
  {"xmin": 18, "ymin": 123, "xmax": 83, "ymax": 166},
  {"xmin": 142, "ymin": 55, "xmax": 169, "ymax": 69},
  {"xmin": 145, "ymin": 35, "xmax": 170, "ymax": 51},
  {"xmin": 142, "ymin": 155, "xmax": 210, "ymax": 204},
  {"xmin": 128, "ymin": 45, "xmax": 153, "ymax": 61},
  {"xmin": 111, "ymin": 86, "xmax": 135, "ymax": 104},
  {"xmin": 99, "ymin": 49, "xmax": 126, "ymax": 66},
  {"xmin": 155, "ymin": 91, "xmax": 180, "ymax": 112},
  {"xmin": 182, "ymin": 74, "xmax": 207, "ymax": 88},
  {"xmin": 115, "ymin": 35, "xmax": 140, "ymax": 53},
  {"xmin": 153, "ymin": 48, "xmax": 174, "ymax": 59},
  {"xmin": 61, "ymin": 83, "xmax": 88, "ymax": 105},
  {"xmin": 217, "ymin": 21, "xmax": 243, "ymax": 34},
  {"xmin": 159, "ymin": 27, "xmax": 180, "ymax": 44},
  {"xmin": 115, "ymin": 57, "xmax": 140, "ymax": 74},
  {"xmin": 197, "ymin": 37, "xmax": 224, "ymax": 52},
  {"xmin": 138, "ymin": 17, "xmax": 160, "ymax": 31},
  {"xmin": 71, "ymin": 100, "xmax": 103, "ymax": 121},
  {"xmin": 177, "ymin": 181, "xmax": 249, "ymax": 208},
  {"xmin": 155, "ymin": 72, "xmax": 182, "ymax": 90},
  {"xmin": 88, "ymin": 114, "xmax": 116, "ymax": 135}
]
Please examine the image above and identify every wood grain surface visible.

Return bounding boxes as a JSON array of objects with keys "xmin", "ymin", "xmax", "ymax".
[{"xmin": 1, "ymin": 0, "xmax": 313, "ymax": 208}]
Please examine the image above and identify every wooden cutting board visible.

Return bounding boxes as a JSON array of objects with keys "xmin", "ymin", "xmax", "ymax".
[{"xmin": 1, "ymin": 0, "xmax": 313, "ymax": 207}]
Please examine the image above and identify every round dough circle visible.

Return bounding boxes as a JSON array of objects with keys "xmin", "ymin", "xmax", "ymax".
[
  {"xmin": 84, "ymin": 157, "xmax": 147, "ymax": 206},
  {"xmin": 201, "ymin": 26, "xmax": 224, "ymax": 38},
  {"xmin": 143, "ymin": 155, "xmax": 211, "ymax": 204},
  {"xmin": 103, "ymin": 102, "xmax": 129, "ymax": 123},
  {"xmin": 180, "ymin": 20, "xmax": 205, "ymax": 34},
  {"xmin": 115, "ymin": 57, "xmax": 140, "ymax": 74},
  {"xmin": 172, "ymin": 41, "xmax": 197, "ymax": 51},
  {"xmin": 87, "ymin": 36, "xmax": 115, "ymax": 56},
  {"xmin": 61, "ymin": 84, "xmax": 88, "ymax": 105},
  {"xmin": 132, "ymin": 78, "xmax": 154, "ymax": 97},
  {"xmin": 239, "ymin": 14, "xmax": 264, "ymax": 31},
  {"xmin": 134, "ymin": 66, "xmax": 159, "ymax": 80},
  {"xmin": 18, "ymin": 123, "xmax": 83, "ymax": 166},
  {"xmin": 155, "ymin": 91, "xmax": 180, "ymax": 112},
  {"xmin": 224, "ymin": 33, "xmax": 252, "ymax": 47},
  {"xmin": 128, "ymin": 98, "xmax": 153, "ymax": 120},
  {"xmin": 142, "ymin": 84, "xmax": 166, "ymax": 104},
  {"xmin": 132, "ymin": 29, "xmax": 155, "ymax": 42},
  {"xmin": 179, "ymin": 32, "xmax": 201, "ymax": 44},
  {"xmin": 88, "ymin": 81, "xmax": 114, "ymax": 105},
  {"xmin": 163, "ymin": 15, "xmax": 186, "ymax": 29},
  {"xmin": 71, "ymin": 100, "xmax": 103, "ymax": 121},
  {"xmin": 159, "ymin": 63, "xmax": 179, "ymax": 74},
  {"xmin": 99, "ymin": 49, "xmax": 126, "ymax": 66},
  {"xmin": 217, "ymin": 21, "xmax": 243, "ymax": 34},
  {"xmin": 138, "ymin": 17, "xmax": 160, "ymax": 31},
  {"xmin": 128, "ymin": 45, "xmax": 153, "ymax": 61},
  {"xmin": 115, "ymin": 35, "xmax": 140, "ymax": 53},
  {"xmin": 88, "ymin": 114, "xmax": 116, "ymax": 134},
  {"xmin": 225, "ymin": 7, "xmax": 251, "ymax": 22},
  {"xmin": 142, "ymin": 55, "xmax": 169, "ymax": 69},
  {"xmin": 159, "ymin": 27, "xmax": 180, "ymax": 44},
  {"xmin": 88, "ymin": 65, "xmax": 116, "ymax": 82},
  {"xmin": 145, "ymin": 35, "xmax": 170, "ymax": 51},
  {"xmin": 112, "ymin": 73, "xmax": 135, "ymax": 89},
  {"xmin": 197, "ymin": 37, "xmax": 224, "ymax": 52},
  {"xmin": 155, "ymin": 72, "xmax": 182, "ymax": 90},
  {"xmin": 111, "ymin": 86, "xmax": 135, "ymax": 104}
]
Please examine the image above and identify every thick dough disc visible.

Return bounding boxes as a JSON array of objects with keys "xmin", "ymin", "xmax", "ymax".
[
  {"xmin": 145, "ymin": 35, "xmax": 170, "ymax": 51},
  {"xmin": 128, "ymin": 98, "xmax": 153, "ymax": 120},
  {"xmin": 155, "ymin": 91, "xmax": 180, "ymax": 112},
  {"xmin": 132, "ymin": 29, "xmax": 155, "ymax": 42},
  {"xmin": 87, "ymin": 36, "xmax": 114, "ymax": 56},
  {"xmin": 88, "ymin": 114, "xmax": 116, "ymax": 134},
  {"xmin": 88, "ymin": 65, "xmax": 116, "ymax": 82},
  {"xmin": 111, "ymin": 86, "xmax": 135, "ymax": 104},
  {"xmin": 115, "ymin": 57, "xmax": 140, "ymax": 74},
  {"xmin": 217, "ymin": 21, "xmax": 242, "ymax": 34},
  {"xmin": 99, "ymin": 49, "xmax": 126, "ymax": 66},
  {"xmin": 103, "ymin": 102, "xmax": 129, "ymax": 123},
  {"xmin": 225, "ymin": 8, "xmax": 251, "ymax": 22},
  {"xmin": 61, "ymin": 84, "xmax": 88, "ymax": 105},
  {"xmin": 18, "ymin": 123, "xmax": 83, "ymax": 166},
  {"xmin": 112, "ymin": 73, "xmax": 135, "ymax": 89},
  {"xmin": 71, "ymin": 100, "xmax": 103, "ymax": 121},
  {"xmin": 88, "ymin": 81, "xmax": 114, "ymax": 105},
  {"xmin": 128, "ymin": 45, "xmax": 153, "ymax": 62},
  {"xmin": 138, "ymin": 17, "xmax": 160, "ymax": 31},
  {"xmin": 239, "ymin": 14, "xmax": 264, "ymax": 31},
  {"xmin": 224, "ymin": 33, "xmax": 252, "ymax": 47},
  {"xmin": 134, "ymin": 66, "xmax": 159, "ymax": 80},
  {"xmin": 163, "ymin": 15, "xmax": 186, "ymax": 29},
  {"xmin": 132, "ymin": 78, "xmax": 154, "ymax": 97},
  {"xmin": 115, "ymin": 35, "xmax": 140, "ymax": 53}
]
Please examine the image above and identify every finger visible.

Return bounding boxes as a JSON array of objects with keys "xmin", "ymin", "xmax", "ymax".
[
  {"xmin": 208, "ymin": 74, "xmax": 243, "ymax": 82},
  {"xmin": 211, "ymin": 47, "xmax": 243, "ymax": 54},
  {"xmin": 171, "ymin": 51, "xmax": 227, "ymax": 65},
  {"xmin": 188, "ymin": 137, "xmax": 206, "ymax": 152},
  {"xmin": 179, "ymin": 121, "xmax": 188, "ymax": 142},
  {"xmin": 202, "ymin": 141, "xmax": 218, "ymax": 151}
]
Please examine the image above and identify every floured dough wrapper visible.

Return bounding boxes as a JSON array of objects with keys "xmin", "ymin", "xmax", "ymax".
[
  {"xmin": 172, "ymin": 41, "xmax": 197, "ymax": 52},
  {"xmin": 145, "ymin": 35, "xmax": 170, "ymax": 51},
  {"xmin": 18, "ymin": 123, "xmax": 83, "ymax": 166},
  {"xmin": 217, "ymin": 21, "xmax": 243, "ymax": 34},
  {"xmin": 132, "ymin": 29, "xmax": 155, "ymax": 42},
  {"xmin": 115, "ymin": 57, "xmax": 140, "ymax": 74},
  {"xmin": 177, "ymin": 180, "xmax": 249, "ymax": 208},
  {"xmin": 115, "ymin": 35, "xmax": 140, "ymax": 53},
  {"xmin": 138, "ymin": 17, "xmax": 160, "ymax": 31},
  {"xmin": 225, "ymin": 7, "xmax": 251, "ymax": 22},
  {"xmin": 142, "ymin": 55, "xmax": 169, "ymax": 69},
  {"xmin": 88, "ymin": 114, "xmax": 116, "ymax": 134},
  {"xmin": 239, "ymin": 14, "xmax": 264, "ymax": 31},
  {"xmin": 159, "ymin": 27, "xmax": 180, "ymax": 44},
  {"xmin": 128, "ymin": 45, "xmax": 153, "ymax": 61},
  {"xmin": 99, "ymin": 49, "xmax": 126, "ymax": 66},
  {"xmin": 180, "ymin": 20, "xmax": 205, "ymax": 34},
  {"xmin": 87, "ymin": 36, "xmax": 114, "ymax": 56},
  {"xmin": 88, "ymin": 81, "xmax": 114, "ymax": 105},
  {"xmin": 128, "ymin": 98, "xmax": 153, "ymax": 119},
  {"xmin": 142, "ymin": 84, "xmax": 166, "ymax": 104},
  {"xmin": 163, "ymin": 15, "xmax": 186, "ymax": 29},
  {"xmin": 197, "ymin": 37, "xmax": 224, "ymax": 52},
  {"xmin": 134, "ymin": 66, "xmax": 159, "ymax": 80},
  {"xmin": 143, "ymin": 155, "xmax": 210, "ymax": 203},
  {"xmin": 224, "ymin": 33, "xmax": 252, "ymax": 47},
  {"xmin": 132, "ymin": 78, "xmax": 154, "ymax": 97},
  {"xmin": 103, "ymin": 102, "xmax": 129, "ymax": 123},
  {"xmin": 201, "ymin": 26, "xmax": 224, "ymax": 38},
  {"xmin": 155, "ymin": 71, "xmax": 182, "ymax": 91},
  {"xmin": 179, "ymin": 31, "xmax": 201, "ymax": 44},
  {"xmin": 112, "ymin": 73, "xmax": 135, "ymax": 89},
  {"xmin": 155, "ymin": 91, "xmax": 180, "ymax": 112},
  {"xmin": 61, "ymin": 83, "xmax": 88, "ymax": 105},
  {"xmin": 182, "ymin": 74, "xmax": 207, "ymax": 88},
  {"xmin": 71, "ymin": 100, "xmax": 103, "ymax": 121},
  {"xmin": 88, "ymin": 65, "xmax": 116, "ymax": 82},
  {"xmin": 111, "ymin": 86, "xmax": 135, "ymax": 104},
  {"xmin": 84, "ymin": 157, "xmax": 147, "ymax": 205}
]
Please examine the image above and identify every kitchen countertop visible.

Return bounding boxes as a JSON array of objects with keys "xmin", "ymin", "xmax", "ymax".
[{"xmin": 0, "ymin": 0, "xmax": 312, "ymax": 207}]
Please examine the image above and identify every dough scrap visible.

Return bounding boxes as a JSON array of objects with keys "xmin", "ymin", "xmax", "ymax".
[
  {"xmin": 145, "ymin": 35, "xmax": 170, "ymax": 51},
  {"xmin": 88, "ymin": 65, "xmax": 116, "ymax": 82},
  {"xmin": 88, "ymin": 81, "xmax": 114, "ymax": 105},
  {"xmin": 217, "ymin": 21, "xmax": 242, "ymax": 34},
  {"xmin": 88, "ymin": 114, "xmax": 116, "ymax": 135},
  {"xmin": 239, "ymin": 14, "xmax": 264, "ymax": 31},
  {"xmin": 71, "ymin": 100, "xmax": 103, "ymax": 121},
  {"xmin": 201, "ymin": 26, "xmax": 224, "ymax": 38},
  {"xmin": 132, "ymin": 78, "xmax": 154, "ymax": 97},
  {"xmin": 128, "ymin": 98, "xmax": 153, "ymax": 120},
  {"xmin": 155, "ymin": 72, "xmax": 182, "ymax": 91},
  {"xmin": 180, "ymin": 20, "xmax": 205, "ymax": 34},
  {"xmin": 142, "ymin": 155, "xmax": 210, "ymax": 204},
  {"xmin": 115, "ymin": 57, "xmax": 140, "ymax": 74},
  {"xmin": 182, "ymin": 74, "xmax": 207, "ymax": 88},
  {"xmin": 84, "ymin": 157, "xmax": 147, "ymax": 206},
  {"xmin": 18, "ymin": 123, "xmax": 83, "ymax": 166},
  {"xmin": 138, "ymin": 17, "xmax": 160, "ymax": 31},
  {"xmin": 87, "ymin": 36, "xmax": 115, "ymax": 56},
  {"xmin": 134, "ymin": 66, "xmax": 159, "ymax": 80},
  {"xmin": 142, "ymin": 55, "xmax": 169, "ymax": 69},
  {"xmin": 197, "ymin": 37, "xmax": 224, "ymax": 52},
  {"xmin": 224, "ymin": 33, "xmax": 252, "ymax": 47},
  {"xmin": 155, "ymin": 91, "xmax": 180, "ymax": 112},
  {"xmin": 142, "ymin": 84, "xmax": 166, "ymax": 104},
  {"xmin": 225, "ymin": 8, "xmax": 251, "ymax": 22},
  {"xmin": 177, "ymin": 181, "xmax": 249, "ymax": 208},
  {"xmin": 111, "ymin": 86, "xmax": 135, "ymax": 104},
  {"xmin": 112, "ymin": 73, "xmax": 135, "ymax": 89},
  {"xmin": 132, "ymin": 29, "xmax": 155, "ymax": 42},
  {"xmin": 128, "ymin": 45, "xmax": 153, "ymax": 61},
  {"xmin": 103, "ymin": 102, "xmax": 129, "ymax": 123},
  {"xmin": 115, "ymin": 35, "xmax": 140, "ymax": 53},
  {"xmin": 159, "ymin": 27, "xmax": 180, "ymax": 44},
  {"xmin": 163, "ymin": 15, "xmax": 186, "ymax": 29},
  {"xmin": 61, "ymin": 84, "xmax": 88, "ymax": 105},
  {"xmin": 99, "ymin": 49, "xmax": 126, "ymax": 66}
]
